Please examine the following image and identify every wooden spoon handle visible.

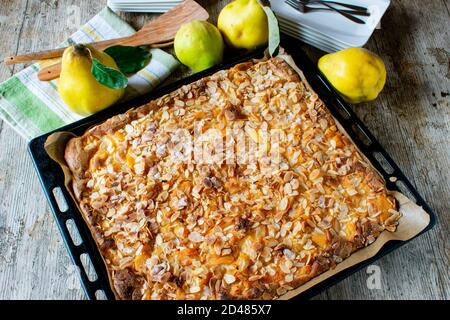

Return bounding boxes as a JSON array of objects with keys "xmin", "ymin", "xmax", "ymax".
[
  {"xmin": 4, "ymin": 38, "xmax": 130, "ymax": 65},
  {"xmin": 38, "ymin": 63, "xmax": 62, "ymax": 81},
  {"xmin": 37, "ymin": 41, "xmax": 175, "ymax": 81},
  {"xmin": 4, "ymin": 48, "xmax": 67, "ymax": 65}
]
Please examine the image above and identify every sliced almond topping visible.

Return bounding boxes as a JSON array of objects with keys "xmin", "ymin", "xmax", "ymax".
[
  {"xmin": 290, "ymin": 179, "xmax": 300, "ymax": 190},
  {"xmin": 223, "ymin": 274, "xmax": 236, "ymax": 284},
  {"xmin": 283, "ymin": 171, "xmax": 294, "ymax": 182},
  {"xmin": 278, "ymin": 197, "xmax": 289, "ymax": 212},
  {"xmin": 190, "ymin": 285, "xmax": 200, "ymax": 293},
  {"xmin": 221, "ymin": 248, "xmax": 232, "ymax": 256},
  {"xmin": 76, "ymin": 56, "xmax": 398, "ymax": 301},
  {"xmin": 157, "ymin": 191, "xmax": 169, "ymax": 202},
  {"xmin": 284, "ymin": 183, "xmax": 293, "ymax": 195},
  {"xmin": 280, "ymin": 261, "xmax": 291, "ymax": 274},
  {"xmin": 309, "ymin": 169, "xmax": 321, "ymax": 181},
  {"xmin": 284, "ymin": 274, "xmax": 294, "ymax": 283},
  {"xmin": 188, "ymin": 232, "xmax": 204, "ymax": 243}
]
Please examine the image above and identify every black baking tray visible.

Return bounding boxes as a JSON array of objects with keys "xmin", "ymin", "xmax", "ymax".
[{"xmin": 28, "ymin": 35, "xmax": 436, "ymax": 300}]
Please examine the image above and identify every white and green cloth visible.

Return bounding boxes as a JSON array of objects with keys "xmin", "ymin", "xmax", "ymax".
[{"xmin": 0, "ymin": 7, "xmax": 179, "ymax": 140}]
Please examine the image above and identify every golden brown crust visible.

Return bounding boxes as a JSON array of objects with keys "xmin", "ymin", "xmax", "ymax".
[{"xmin": 64, "ymin": 56, "xmax": 399, "ymax": 300}]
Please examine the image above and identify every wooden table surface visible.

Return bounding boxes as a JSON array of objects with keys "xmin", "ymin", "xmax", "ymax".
[{"xmin": 0, "ymin": 0, "xmax": 448, "ymax": 300}]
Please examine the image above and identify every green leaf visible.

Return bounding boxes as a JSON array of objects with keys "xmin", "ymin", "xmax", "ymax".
[
  {"xmin": 262, "ymin": 5, "xmax": 280, "ymax": 57},
  {"xmin": 104, "ymin": 45, "xmax": 151, "ymax": 75},
  {"xmin": 91, "ymin": 58, "xmax": 128, "ymax": 89}
]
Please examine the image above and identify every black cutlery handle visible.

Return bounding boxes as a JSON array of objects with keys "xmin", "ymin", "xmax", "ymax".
[
  {"xmin": 309, "ymin": 1, "xmax": 368, "ymax": 12},
  {"xmin": 320, "ymin": 2, "xmax": 366, "ymax": 23},
  {"xmin": 309, "ymin": 8, "xmax": 370, "ymax": 16}
]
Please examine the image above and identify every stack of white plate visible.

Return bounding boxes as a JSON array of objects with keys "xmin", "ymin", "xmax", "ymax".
[
  {"xmin": 107, "ymin": 0, "xmax": 182, "ymax": 13},
  {"xmin": 270, "ymin": 0, "xmax": 390, "ymax": 52}
]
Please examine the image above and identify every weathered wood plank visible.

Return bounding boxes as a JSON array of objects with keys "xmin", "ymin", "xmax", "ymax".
[
  {"xmin": 0, "ymin": 0, "xmax": 448, "ymax": 300},
  {"xmin": 0, "ymin": 0, "xmax": 102, "ymax": 300}
]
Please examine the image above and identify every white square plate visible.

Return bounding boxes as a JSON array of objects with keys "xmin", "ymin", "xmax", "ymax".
[
  {"xmin": 280, "ymin": 25, "xmax": 344, "ymax": 52},
  {"xmin": 278, "ymin": 16, "xmax": 348, "ymax": 49},
  {"xmin": 107, "ymin": 0, "xmax": 182, "ymax": 12},
  {"xmin": 271, "ymin": 0, "xmax": 390, "ymax": 47}
]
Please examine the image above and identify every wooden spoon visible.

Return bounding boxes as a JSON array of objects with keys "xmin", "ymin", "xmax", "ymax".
[{"xmin": 4, "ymin": 0, "xmax": 208, "ymax": 81}]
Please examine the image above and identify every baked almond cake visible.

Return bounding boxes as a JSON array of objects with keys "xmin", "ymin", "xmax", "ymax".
[{"xmin": 64, "ymin": 55, "xmax": 400, "ymax": 300}]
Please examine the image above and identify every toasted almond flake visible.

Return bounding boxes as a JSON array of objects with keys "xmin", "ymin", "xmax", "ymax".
[
  {"xmin": 280, "ymin": 222, "xmax": 292, "ymax": 237},
  {"xmin": 157, "ymin": 191, "xmax": 169, "ymax": 202},
  {"xmin": 283, "ymin": 248, "xmax": 295, "ymax": 260},
  {"xmin": 125, "ymin": 124, "xmax": 134, "ymax": 133},
  {"xmin": 290, "ymin": 179, "xmax": 300, "ymax": 190},
  {"xmin": 174, "ymin": 100, "xmax": 185, "ymax": 107},
  {"xmin": 161, "ymin": 110, "xmax": 170, "ymax": 121},
  {"xmin": 280, "ymin": 261, "xmax": 291, "ymax": 274},
  {"xmin": 278, "ymin": 197, "xmax": 288, "ymax": 211},
  {"xmin": 155, "ymin": 234, "xmax": 163, "ymax": 246},
  {"xmin": 188, "ymin": 232, "xmax": 204, "ymax": 243},
  {"xmin": 192, "ymin": 185, "xmax": 202, "ymax": 198},
  {"xmin": 319, "ymin": 118, "xmax": 328, "ymax": 130},
  {"xmin": 284, "ymin": 171, "xmax": 294, "ymax": 182},
  {"xmin": 284, "ymin": 274, "xmax": 294, "ymax": 283},
  {"xmin": 223, "ymin": 274, "xmax": 236, "ymax": 284},
  {"xmin": 385, "ymin": 211, "xmax": 401, "ymax": 224},
  {"xmin": 247, "ymin": 127, "xmax": 259, "ymax": 143},
  {"xmin": 248, "ymin": 274, "xmax": 264, "ymax": 282},
  {"xmin": 309, "ymin": 169, "xmax": 321, "ymax": 181},
  {"xmin": 175, "ymin": 226, "xmax": 185, "ymax": 237},
  {"xmin": 388, "ymin": 208, "xmax": 400, "ymax": 215},
  {"xmin": 284, "ymin": 183, "xmax": 292, "ymax": 195},
  {"xmin": 292, "ymin": 221, "xmax": 302, "ymax": 235},
  {"xmin": 190, "ymin": 286, "xmax": 201, "ymax": 293},
  {"xmin": 266, "ymin": 266, "xmax": 276, "ymax": 276},
  {"xmin": 177, "ymin": 198, "xmax": 188, "ymax": 208},
  {"xmin": 134, "ymin": 162, "xmax": 145, "ymax": 175},
  {"xmin": 221, "ymin": 248, "xmax": 232, "ymax": 256}
]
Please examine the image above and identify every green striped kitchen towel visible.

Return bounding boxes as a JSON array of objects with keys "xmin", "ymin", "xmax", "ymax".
[{"xmin": 0, "ymin": 7, "xmax": 179, "ymax": 140}]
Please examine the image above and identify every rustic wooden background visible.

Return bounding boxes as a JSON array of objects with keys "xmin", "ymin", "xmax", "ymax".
[{"xmin": 0, "ymin": 0, "xmax": 448, "ymax": 300}]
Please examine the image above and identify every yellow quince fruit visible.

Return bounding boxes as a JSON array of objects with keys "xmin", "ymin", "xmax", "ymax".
[
  {"xmin": 318, "ymin": 48, "xmax": 387, "ymax": 104},
  {"xmin": 174, "ymin": 20, "xmax": 224, "ymax": 72},
  {"xmin": 218, "ymin": 0, "xmax": 269, "ymax": 50},
  {"xmin": 58, "ymin": 44, "xmax": 125, "ymax": 116}
]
